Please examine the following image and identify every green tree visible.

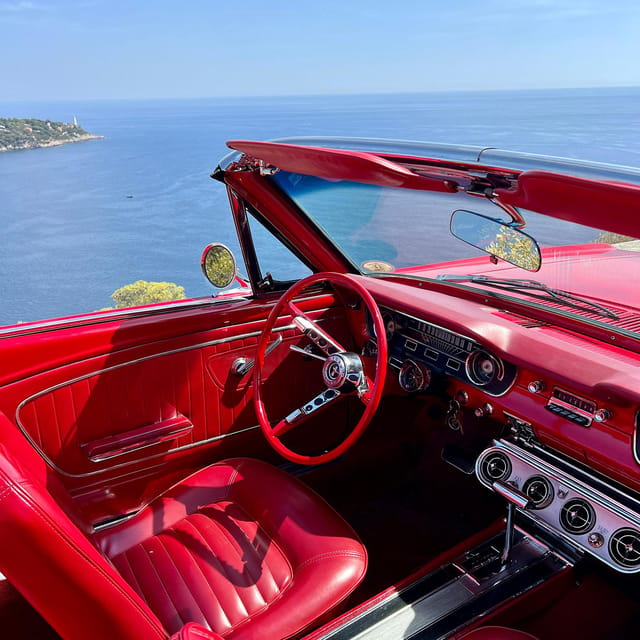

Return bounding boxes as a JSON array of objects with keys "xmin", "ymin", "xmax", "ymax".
[{"xmin": 110, "ymin": 280, "xmax": 186, "ymax": 308}]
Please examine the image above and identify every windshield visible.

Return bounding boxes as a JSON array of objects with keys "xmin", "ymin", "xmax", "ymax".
[{"xmin": 270, "ymin": 170, "xmax": 640, "ymax": 333}]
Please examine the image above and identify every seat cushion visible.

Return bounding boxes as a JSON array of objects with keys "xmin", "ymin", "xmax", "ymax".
[{"xmin": 96, "ymin": 458, "xmax": 367, "ymax": 639}]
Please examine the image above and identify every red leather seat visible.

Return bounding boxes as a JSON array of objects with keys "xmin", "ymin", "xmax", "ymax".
[
  {"xmin": 457, "ymin": 626, "xmax": 539, "ymax": 640},
  {"xmin": 0, "ymin": 414, "xmax": 366, "ymax": 640}
]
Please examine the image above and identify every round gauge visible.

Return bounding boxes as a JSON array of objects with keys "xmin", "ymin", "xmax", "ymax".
[
  {"xmin": 465, "ymin": 350, "xmax": 503, "ymax": 387},
  {"xmin": 398, "ymin": 360, "xmax": 432, "ymax": 393}
]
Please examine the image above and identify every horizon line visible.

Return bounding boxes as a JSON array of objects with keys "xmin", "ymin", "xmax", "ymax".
[{"xmin": 1, "ymin": 84, "xmax": 639, "ymax": 104}]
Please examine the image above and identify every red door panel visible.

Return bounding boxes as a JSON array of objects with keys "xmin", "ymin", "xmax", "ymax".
[{"xmin": 0, "ymin": 294, "xmax": 347, "ymax": 523}]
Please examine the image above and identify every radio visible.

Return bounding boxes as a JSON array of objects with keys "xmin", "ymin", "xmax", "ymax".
[{"xmin": 545, "ymin": 387, "xmax": 596, "ymax": 427}]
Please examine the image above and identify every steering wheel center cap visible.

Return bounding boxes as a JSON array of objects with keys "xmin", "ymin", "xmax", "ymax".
[{"xmin": 322, "ymin": 352, "xmax": 364, "ymax": 392}]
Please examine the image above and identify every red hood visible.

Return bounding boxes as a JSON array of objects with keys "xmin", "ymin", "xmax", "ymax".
[{"xmin": 400, "ymin": 243, "xmax": 640, "ymax": 313}]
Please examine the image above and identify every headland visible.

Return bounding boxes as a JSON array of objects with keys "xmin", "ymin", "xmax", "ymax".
[{"xmin": 0, "ymin": 117, "xmax": 102, "ymax": 152}]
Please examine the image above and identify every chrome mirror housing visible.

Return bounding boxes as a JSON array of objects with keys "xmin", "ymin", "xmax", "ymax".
[
  {"xmin": 450, "ymin": 210, "xmax": 541, "ymax": 272},
  {"xmin": 200, "ymin": 243, "xmax": 237, "ymax": 288}
]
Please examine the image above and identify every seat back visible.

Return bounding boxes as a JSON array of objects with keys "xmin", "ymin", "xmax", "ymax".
[{"xmin": 0, "ymin": 412, "xmax": 168, "ymax": 640}]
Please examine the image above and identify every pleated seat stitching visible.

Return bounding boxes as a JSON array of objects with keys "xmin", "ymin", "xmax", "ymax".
[
  {"xmin": 177, "ymin": 517, "xmax": 235, "ymax": 631},
  {"xmin": 116, "ymin": 549, "xmax": 147, "ymax": 602},
  {"xmin": 194, "ymin": 506, "xmax": 288, "ymax": 606},
  {"xmin": 186, "ymin": 512, "xmax": 252, "ymax": 620},
  {"xmin": 138, "ymin": 538, "xmax": 187, "ymax": 628},
  {"xmin": 154, "ymin": 532, "xmax": 211, "ymax": 629},
  {"xmin": 195, "ymin": 507, "xmax": 267, "ymax": 592}
]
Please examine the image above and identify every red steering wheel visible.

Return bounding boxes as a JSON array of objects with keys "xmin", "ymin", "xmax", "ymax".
[{"xmin": 253, "ymin": 272, "xmax": 388, "ymax": 465}]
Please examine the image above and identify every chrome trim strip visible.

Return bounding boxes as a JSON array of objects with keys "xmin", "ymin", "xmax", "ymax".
[
  {"xmin": 0, "ymin": 290, "xmax": 328, "ymax": 339},
  {"xmin": 476, "ymin": 439, "xmax": 640, "ymax": 573},
  {"xmin": 14, "ymin": 322, "xmax": 298, "ymax": 478},
  {"xmin": 632, "ymin": 411, "xmax": 640, "ymax": 467},
  {"xmin": 86, "ymin": 422, "xmax": 194, "ymax": 463},
  {"xmin": 241, "ymin": 137, "xmax": 640, "ymax": 185},
  {"xmin": 0, "ymin": 298, "xmax": 231, "ymax": 339}
]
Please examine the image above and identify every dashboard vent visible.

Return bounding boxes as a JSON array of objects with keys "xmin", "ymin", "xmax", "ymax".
[
  {"xmin": 560, "ymin": 498, "xmax": 596, "ymax": 535},
  {"xmin": 522, "ymin": 475, "xmax": 554, "ymax": 509},
  {"xmin": 609, "ymin": 528, "xmax": 640, "ymax": 568},
  {"xmin": 479, "ymin": 451, "xmax": 512, "ymax": 483}
]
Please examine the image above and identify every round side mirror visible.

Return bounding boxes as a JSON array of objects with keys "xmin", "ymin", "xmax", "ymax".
[{"xmin": 200, "ymin": 243, "xmax": 237, "ymax": 288}]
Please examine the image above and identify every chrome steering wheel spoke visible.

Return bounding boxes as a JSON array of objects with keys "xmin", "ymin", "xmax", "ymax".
[
  {"xmin": 273, "ymin": 388, "xmax": 342, "ymax": 437},
  {"xmin": 287, "ymin": 300, "xmax": 345, "ymax": 355}
]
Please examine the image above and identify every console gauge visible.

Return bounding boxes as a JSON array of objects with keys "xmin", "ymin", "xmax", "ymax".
[{"xmin": 398, "ymin": 360, "xmax": 432, "ymax": 393}]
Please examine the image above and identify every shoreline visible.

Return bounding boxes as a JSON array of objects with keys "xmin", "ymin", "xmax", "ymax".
[{"xmin": 0, "ymin": 133, "xmax": 104, "ymax": 152}]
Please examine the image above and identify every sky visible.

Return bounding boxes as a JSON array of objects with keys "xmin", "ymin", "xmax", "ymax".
[{"xmin": 1, "ymin": 0, "xmax": 639, "ymax": 101}]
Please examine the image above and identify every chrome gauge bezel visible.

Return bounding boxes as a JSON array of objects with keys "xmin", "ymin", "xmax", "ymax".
[
  {"xmin": 465, "ymin": 349, "xmax": 504, "ymax": 387},
  {"xmin": 476, "ymin": 439, "xmax": 640, "ymax": 573},
  {"xmin": 398, "ymin": 359, "xmax": 432, "ymax": 393},
  {"xmin": 377, "ymin": 306, "xmax": 516, "ymax": 396}
]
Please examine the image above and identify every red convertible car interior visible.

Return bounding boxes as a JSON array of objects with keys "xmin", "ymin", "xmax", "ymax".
[{"xmin": 2, "ymin": 137, "xmax": 640, "ymax": 639}]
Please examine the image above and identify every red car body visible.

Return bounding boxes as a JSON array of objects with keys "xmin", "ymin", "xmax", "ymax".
[{"xmin": 2, "ymin": 138, "xmax": 640, "ymax": 640}]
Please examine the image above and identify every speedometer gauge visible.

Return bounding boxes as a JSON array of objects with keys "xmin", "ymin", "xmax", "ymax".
[
  {"xmin": 399, "ymin": 360, "xmax": 432, "ymax": 393},
  {"xmin": 465, "ymin": 350, "xmax": 503, "ymax": 387}
]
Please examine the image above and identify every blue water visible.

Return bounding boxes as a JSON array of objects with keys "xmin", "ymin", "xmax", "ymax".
[{"xmin": 1, "ymin": 88, "xmax": 639, "ymax": 327}]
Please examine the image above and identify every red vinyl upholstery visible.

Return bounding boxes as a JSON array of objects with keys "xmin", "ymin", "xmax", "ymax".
[
  {"xmin": 457, "ymin": 626, "xmax": 539, "ymax": 640},
  {"xmin": 0, "ymin": 413, "xmax": 367, "ymax": 640}
]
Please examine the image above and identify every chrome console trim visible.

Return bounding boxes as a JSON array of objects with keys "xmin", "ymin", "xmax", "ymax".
[
  {"xmin": 477, "ymin": 439, "xmax": 640, "ymax": 573},
  {"xmin": 317, "ymin": 529, "xmax": 567, "ymax": 640}
]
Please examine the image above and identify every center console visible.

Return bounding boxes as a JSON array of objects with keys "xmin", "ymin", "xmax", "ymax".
[
  {"xmin": 317, "ymin": 528, "xmax": 569, "ymax": 640},
  {"xmin": 476, "ymin": 439, "xmax": 640, "ymax": 573},
  {"xmin": 314, "ymin": 434, "xmax": 640, "ymax": 639}
]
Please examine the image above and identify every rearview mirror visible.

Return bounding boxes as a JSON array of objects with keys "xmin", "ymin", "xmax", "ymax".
[
  {"xmin": 450, "ymin": 210, "xmax": 541, "ymax": 272},
  {"xmin": 200, "ymin": 243, "xmax": 237, "ymax": 288}
]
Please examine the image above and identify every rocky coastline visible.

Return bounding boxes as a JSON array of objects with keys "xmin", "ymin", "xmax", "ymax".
[{"xmin": 0, "ymin": 117, "xmax": 102, "ymax": 152}]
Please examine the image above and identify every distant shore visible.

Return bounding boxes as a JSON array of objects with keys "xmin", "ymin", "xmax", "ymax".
[{"xmin": 0, "ymin": 118, "xmax": 103, "ymax": 152}]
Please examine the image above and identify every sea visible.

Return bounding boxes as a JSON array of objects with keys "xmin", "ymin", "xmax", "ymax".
[{"xmin": 1, "ymin": 87, "xmax": 639, "ymax": 327}]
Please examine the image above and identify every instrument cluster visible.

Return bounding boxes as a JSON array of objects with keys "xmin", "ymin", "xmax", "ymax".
[{"xmin": 376, "ymin": 307, "xmax": 517, "ymax": 396}]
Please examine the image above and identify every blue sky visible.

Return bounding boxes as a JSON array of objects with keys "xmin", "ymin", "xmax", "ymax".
[{"xmin": 1, "ymin": 0, "xmax": 639, "ymax": 100}]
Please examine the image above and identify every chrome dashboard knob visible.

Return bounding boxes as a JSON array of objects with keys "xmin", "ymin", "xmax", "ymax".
[
  {"xmin": 594, "ymin": 409, "xmax": 612, "ymax": 423},
  {"xmin": 474, "ymin": 403, "xmax": 494, "ymax": 418},
  {"xmin": 588, "ymin": 532, "xmax": 605, "ymax": 548},
  {"xmin": 528, "ymin": 380, "xmax": 545, "ymax": 394}
]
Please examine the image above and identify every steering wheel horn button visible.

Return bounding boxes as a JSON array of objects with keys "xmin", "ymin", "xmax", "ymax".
[{"xmin": 322, "ymin": 352, "xmax": 364, "ymax": 392}]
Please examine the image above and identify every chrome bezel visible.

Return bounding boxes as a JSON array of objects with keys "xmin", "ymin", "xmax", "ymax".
[
  {"xmin": 465, "ymin": 349, "xmax": 505, "ymax": 387},
  {"xmin": 379, "ymin": 306, "xmax": 516, "ymax": 397},
  {"xmin": 398, "ymin": 359, "xmax": 431, "ymax": 393},
  {"xmin": 476, "ymin": 439, "xmax": 640, "ymax": 573}
]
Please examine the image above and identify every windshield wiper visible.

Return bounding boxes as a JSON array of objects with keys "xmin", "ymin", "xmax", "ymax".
[{"xmin": 435, "ymin": 275, "xmax": 620, "ymax": 320}]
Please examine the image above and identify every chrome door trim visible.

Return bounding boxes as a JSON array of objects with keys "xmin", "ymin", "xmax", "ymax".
[{"xmin": 15, "ymin": 325, "xmax": 298, "ymax": 478}]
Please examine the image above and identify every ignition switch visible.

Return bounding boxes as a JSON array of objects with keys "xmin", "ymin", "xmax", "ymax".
[{"xmin": 447, "ymin": 399, "xmax": 464, "ymax": 433}]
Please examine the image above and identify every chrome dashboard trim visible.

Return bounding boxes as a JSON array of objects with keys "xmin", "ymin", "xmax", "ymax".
[
  {"xmin": 632, "ymin": 410, "xmax": 640, "ymax": 467},
  {"xmin": 380, "ymin": 306, "xmax": 516, "ymax": 397},
  {"xmin": 477, "ymin": 439, "xmax": 640, "ymax": 573}
]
